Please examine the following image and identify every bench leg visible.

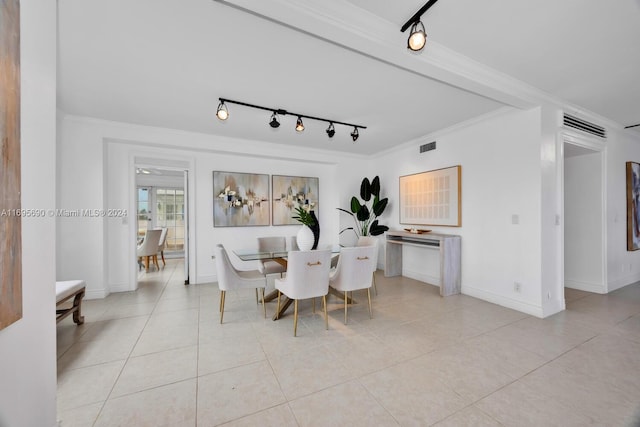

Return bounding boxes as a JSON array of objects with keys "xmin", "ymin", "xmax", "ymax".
[{"xmin": 72, "ymin": 290, "xmax": 85, "ymax": 325}]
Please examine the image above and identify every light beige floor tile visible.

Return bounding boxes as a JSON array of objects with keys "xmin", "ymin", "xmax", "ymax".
[
  {"xmin": 57, "ymin": 402, "xmax": 102, "ymax": 427},
  {"xmin": 57, "ymin": 360, "xmax": 125, "ymax": 411},
  {"xmin": 433, "ymin": 406, "xmax": 502, "ymax": 427},
  {"xmin": 94, "ymin": 378, "xmax": 196, "ymax": 427},
  {"xmin": 323, "ymin": 332, "xmax": 406, "ymax": 376},
  {"xmin": 145, "ymin": 307, "xmax": 200, "ymax": 330},
  {"xmin": 268, "ymin": 343, "xmax": 355, "ymax": 400},
  {"xmin": 100, "ymin": 301, "xmax": 157, "ymax": 320},
  {"xmin": 563, "ymin": 287, "xmax": 593, "ymax": 302},
  {"xmin": 111, "ymin": 345, "xmax": 197, "ymax": 397},
  {"xmin": 199, "ymin": 317, "xmax": 257, "ymax": 344},
  {"xmin": 197, "ymin": 361, "xmax": 286, "ymax": 426},
  {"xmin": 198, "ymin": 336, "xmax": 266, "ymax": 376},
  {"xmin": 57, "ymin": 335, "xmax": 134, "ymax": 371},
  {"xmin": 153, "ymin": 295, "xmax": 200, "ymax": 313},
  {"xmin": 78, "ymin": 315, "xmax": 148, "ymax": 343},
  {"xmin": 359, "ymin": 359, "xmax": 471, "ymax": 425},
  {"xmin": 289, "ymin": 380, "xmax": 399, "ymax": 426},
  {"xmin": 218, "ymin": 404, "xmax": 298, "ymax": 427},
  {"xmin": 476, "ymin": 380, "xmax": 595, "ymax": 426},
  {"xmin": 131, "ymin": 323, "xmax": 198, "ymax": 356}
]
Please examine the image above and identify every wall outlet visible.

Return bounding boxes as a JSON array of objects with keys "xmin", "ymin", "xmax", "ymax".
[{"xmin": 513, "ymin": 282, "xmax": 522, "ymax": 293}]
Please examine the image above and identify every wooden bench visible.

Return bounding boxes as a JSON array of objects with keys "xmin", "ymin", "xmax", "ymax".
[{"xmin": 56, "ymin": 280, "xmax": 86, "ymax": 325}]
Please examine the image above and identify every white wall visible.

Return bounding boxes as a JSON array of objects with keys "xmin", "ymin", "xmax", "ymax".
[
  {"xmin": 0, "ymin": 1, "xmax": 58, "ymax": 426},
  {"xmin": 373, "ymin": 108, "xmax": 547, "ymax": 317},
  {"xmin": 564, "ymin": 151, "xmax": 604, "ymax": 292},
  {"xmin": 58, "ymin": 116, "xmax": 369, "ymax": 297},
  {"xmin": 606, "ymin": 127, "xmax": 640, "ymax": 291}
]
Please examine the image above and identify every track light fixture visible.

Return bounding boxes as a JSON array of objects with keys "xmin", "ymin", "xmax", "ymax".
[
  {"xmin": 407, "ymin": 21, "xmax": 427, "ymax": 51},
  {"xmin": 269, "ymin": 112, "xmax": 280, "ymax": 128},
  {"xmin": 351, "ymin": 127, "xmax": 359, "ymax": 142},
  {"xmin": 400, "ymin": 0, "xmax": 439, "ymax": 52},
  {"xmin": 326, "ymin": 122, "xmax": 335, "ymax": 138},
  {"xmin": 216, "ymin": 100, "xmax": 228, "ymax": 120},
  {"xmin": 216, "ymin": 98, "xmax": 366, "ymax": 141}
]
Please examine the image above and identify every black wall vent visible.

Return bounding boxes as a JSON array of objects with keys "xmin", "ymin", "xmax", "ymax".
[
  {"xmin": 420, "ymin": 141, "xmax": 436, "ymax": 153},
  {"xmin": 563, "ymin": 114, "xmax": 606, "ymax": 138}
]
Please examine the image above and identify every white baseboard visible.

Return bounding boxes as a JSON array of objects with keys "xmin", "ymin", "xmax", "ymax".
[
  {"xmin": 607, "ymin": 272, "xmax": 640, "ymax": 292},
  {"xmin": 402, "ymin": 268, "xmax": 440, "ymax": 287},
  {"xmin": 462, "ymin": 284, "xmax": 544, "ymax": 318},
  {"xmin": 85, "ymin": 288, "xmax": 109, "ymax": 300},
  {"xmin": 196, "ymin": 274, "xmax": 216, "ymax": 285},
  {"xmin": 564, "ymin": 279, "xmax": 606, "ymax": 294}
]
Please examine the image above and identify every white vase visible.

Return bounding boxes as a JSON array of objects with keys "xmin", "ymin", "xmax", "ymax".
[{"xmin": 296, "ymin": 226, "xmax": 315, "ymax": 251}]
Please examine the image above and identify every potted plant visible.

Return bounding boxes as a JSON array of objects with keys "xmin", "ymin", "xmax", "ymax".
[
  {"xmin": 338, "ymin": 176, "xmax": 389, "ymax": 237},
  {"xmin": 292, "ymin": 206, "xmax": 318, "ymax": 250}
]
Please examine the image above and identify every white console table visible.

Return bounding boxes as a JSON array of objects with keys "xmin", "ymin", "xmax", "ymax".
[{"xmin": 384, "ymin": 230, "xmax": 461, "ymax": 296}]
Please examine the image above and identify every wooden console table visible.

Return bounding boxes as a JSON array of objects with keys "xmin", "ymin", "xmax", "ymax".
[{"xmin": 384, "ymin": 230, "xmax": 461, "ymax": 296}]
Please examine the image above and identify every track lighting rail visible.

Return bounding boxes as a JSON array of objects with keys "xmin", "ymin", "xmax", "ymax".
[
  {"xmin": 218, "ymin": 98, "xmax": 366, "ymax": 130},
  {"xmin": 400, "ymin": 0, "xmax": 439, "ymax": 33}
]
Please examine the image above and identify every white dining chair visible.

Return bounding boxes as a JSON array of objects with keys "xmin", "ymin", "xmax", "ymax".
[
  {"xmin": 256, "ymin": 236, "xmax": 287, "ymax": 302},
  {"xmin": 329, "ymin": 245, "xmax": 376, "ymax": 324},
  {"xmin": 155, "ymin": 227, "xmax": 168, "ymax": 267},
  {"xmin": 274, "ymin": 249, "xmax": 332, "ymax": 336},
  {"xmin": 214, "ymin": 244, "xmax": 267, "ymax": 323},
  {"xmin": 357, "ymin": 235, "xmax": 379, "ymax": 295},
  {"xmin": 137, "ymin": 229, "xmax": 162, "ymax": 272}
]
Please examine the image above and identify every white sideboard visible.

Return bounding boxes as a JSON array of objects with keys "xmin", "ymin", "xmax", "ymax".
[{"xmin": 384, "ymin": 230, "xmax": 461, "ymax": 296}]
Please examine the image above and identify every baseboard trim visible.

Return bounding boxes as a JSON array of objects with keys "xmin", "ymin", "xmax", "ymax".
[
  {"xmin": 564, "ymin": 279, "xmax": 606, "ymax": 294},
  {"xmin": 607, "ymin": 272, "xmax": 640, "ymax": 292},
  {"xmin": 462, "ymin": 284, "xmax": 544, "ymax": 318}
]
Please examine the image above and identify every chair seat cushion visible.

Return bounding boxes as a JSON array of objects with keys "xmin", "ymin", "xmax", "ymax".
[
  {"xmin": 258, "ymin": 260, "xmax": 286, "ymax": 275},
  {"xmin": 56, "ymin": 280, "xmax": 86, "ymax": 303},
  {"xmin": 236, "ymin": 269, "xmax": 266, "ymax": 281}
]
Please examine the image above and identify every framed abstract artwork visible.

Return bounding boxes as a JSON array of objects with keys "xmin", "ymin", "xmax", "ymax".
[
  {"xmin": 213, "ymin": 171, "xmax": 270, "ymax": 227},
  {"xmin": 0, "ymin": 0, "xmax": 22, "ymax": 330},
  {"xmin": 626, "ymin": 162, "xmax": 640, "ymax": 251},
  {"xmin": 399, "ymin": 165, "xmax": 461, "ymax": 227},
  {"xmin": 272, "ymin": 175, "xmax": 319, "ymax": 225}
]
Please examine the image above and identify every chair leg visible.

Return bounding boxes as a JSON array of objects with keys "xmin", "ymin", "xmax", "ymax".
[
  {"xmin": 261, "ymin": 288, "xmax": 266, "ymax": 318},
  {"xmin": 161, "ymin": 250, "xmax": 166, "ymax": 266},
  {"xmin": 153, "ymin": 254, "xmax": 159, "ymax": 270},
  {"xmin": 293, "ymin": 299, "xmax": 299, "ymax": 337},
  {"xmin": 145, "ymin": 256, "xmax": 150, "ymax": 272},
  {"xmin": 344, "ymin": 291, "xmax": 348, "ymax": 324},
  {"xmin": 219, "ymin": 290, "xmax": 226, "ymax": 324},
  {"xmin": 367, "ymin": 288, "xmax": 372, "ymax": 319},
  {"xmin": 312, "ymin": 298, "xmax": 316, "ymax": 313},
  {"xmin": 255, "ymin": 288, "xmax": 259, "ymax": 304},
  {"xmin": 276, "ymin": 291, "xmax": 281, "ymax": 320},
  {"xmin": 323, "ymin": 295, "xmax": 328, "ymax": 330},
  {"xmin": 372, "ymin": 272, "xmax": 377, "ymax": 296}
]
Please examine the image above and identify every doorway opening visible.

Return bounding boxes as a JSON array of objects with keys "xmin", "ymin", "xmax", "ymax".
[
  {"xmin": 562, "ymin": 140, "xmax": 606, "ymax": 296},
  {"xmin": 135, "ymin": 165, "xmax": 190, "ymax": 285}
]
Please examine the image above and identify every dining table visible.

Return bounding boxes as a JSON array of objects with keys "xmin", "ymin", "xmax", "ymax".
[{"xmin": 233, "ymin": 247, "xmax": 355, "ymax": 320}]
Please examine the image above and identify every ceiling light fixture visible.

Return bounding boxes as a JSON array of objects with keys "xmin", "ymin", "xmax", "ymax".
[
  {"xmin": 407, "ymin": 21, "xmax": 427, "ymax": 51},
  {"xmin": 326, "ymin": 122, "xmax": 335, "ymax": 138},
  {"xmin": 269, "ymin": 112, "xmax": 280, "ymax": 128},
  {"xmin": 400, "ymin": 0, "xmax": 439, "ymax": 52},
  {"xmin": 216, "ymin": 98, "xmax": 366, "ymax": 141},
  {"xmin": 216, "ymin": 100, "xmax": 228, "ymax": 120},
  {"xmin": 351, "ymin": 127, "xmax": 359, "ymax": 142}
]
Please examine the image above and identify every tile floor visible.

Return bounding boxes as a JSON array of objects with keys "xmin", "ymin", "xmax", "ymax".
[{"xmin": 56, "ymin": 259, "xmax": 640, "ymax": 426}]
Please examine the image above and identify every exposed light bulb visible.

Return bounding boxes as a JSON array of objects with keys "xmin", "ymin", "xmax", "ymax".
[
  {"xmin": 407, "ymin": 21, "xmax": 427, "ymax": 51},
  {"xmin": 295, "ymin": 116, "xmax": 305, "ymax": 132},
  {"xmin": 216, "ymin": 101, "xmax": 228, "ymax": 120}
]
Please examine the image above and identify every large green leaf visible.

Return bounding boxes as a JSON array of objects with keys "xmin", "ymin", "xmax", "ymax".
[
  {"xmin": 360, "ymin": 177, "xmax": 371, "ymax": 201},
  {"xmin": 372, "ymin": 197, "xmax": 388, "ymax": 217},
  {"xmin": 350, "ymin": 196, "xmax": 361, "ymax": 213},
  {"xmin": 371, "ymin": 176, "xmax": 380, "ymax": 197},
  {"xmin": 369, "ymin": 220, "xmax": 389, "ymax": 236},
  {"xmin": 356, "ymin": 204, "xmax": 370, "ymax": 221}
]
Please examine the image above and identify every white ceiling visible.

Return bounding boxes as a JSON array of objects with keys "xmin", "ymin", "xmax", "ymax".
[{"xmin": 57, "ymin": 0, "xmax": 640, "ymax": 156}]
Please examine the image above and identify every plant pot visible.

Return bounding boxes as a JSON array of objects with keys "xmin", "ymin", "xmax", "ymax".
[{"xmin": 296, "ymin": 226, "xmax": 315, "ymax": 251}]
